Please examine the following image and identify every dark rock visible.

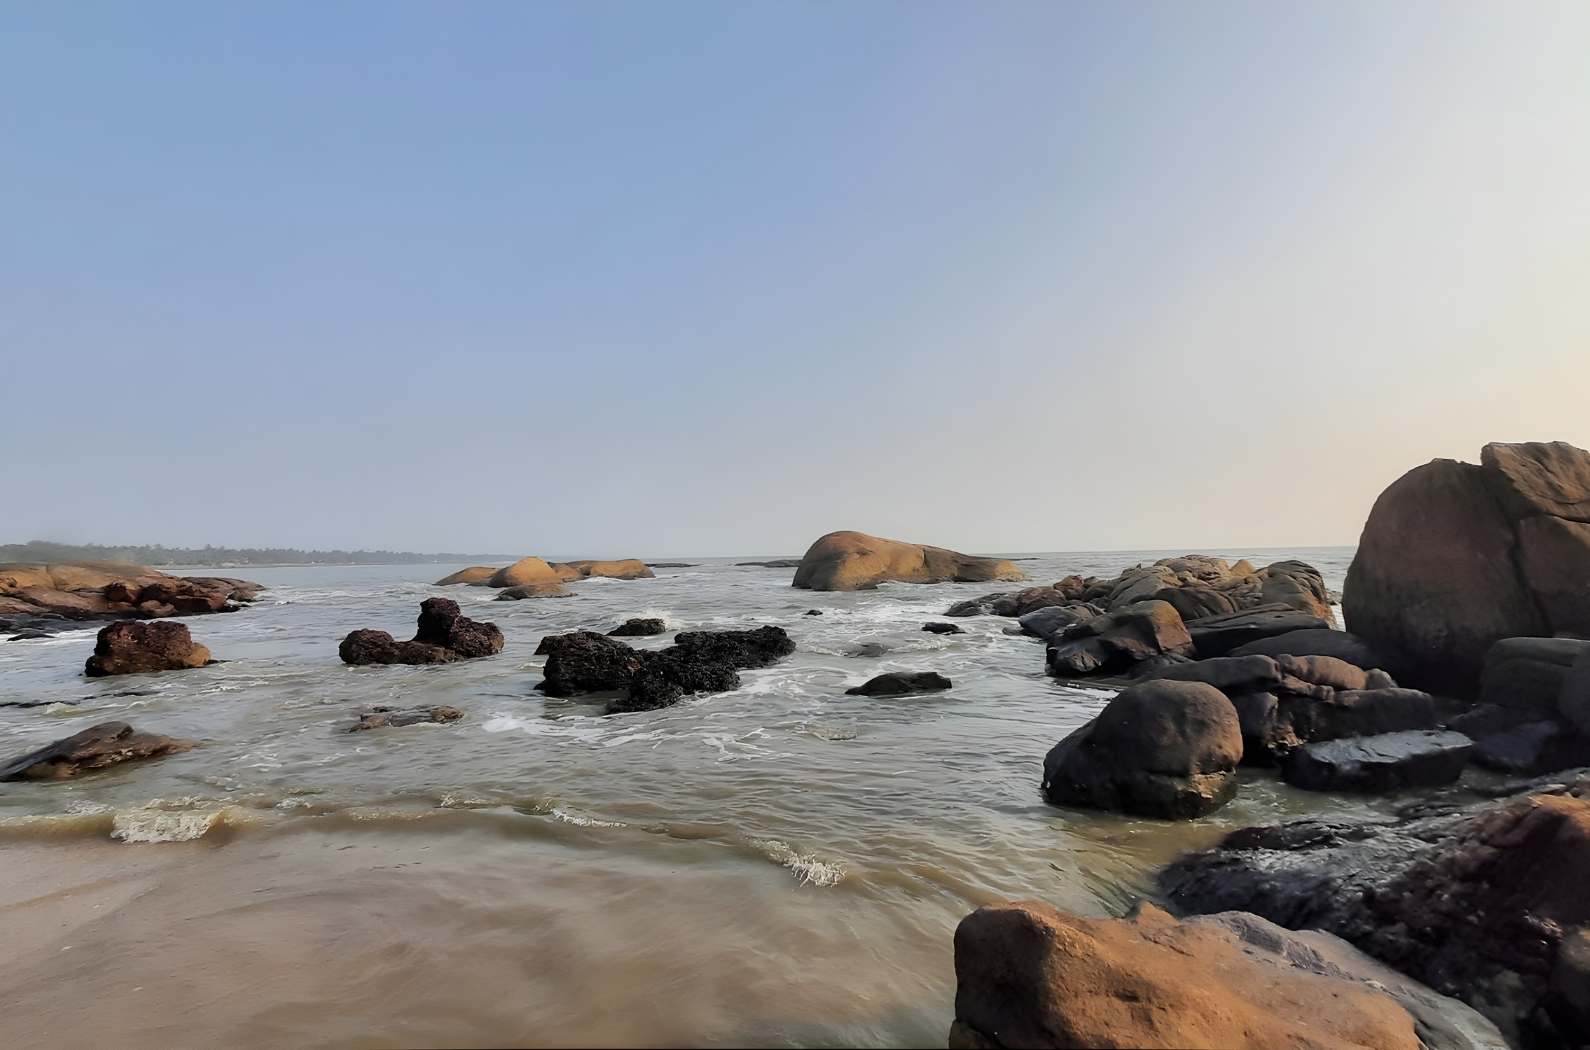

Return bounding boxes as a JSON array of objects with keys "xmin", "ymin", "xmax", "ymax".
[
  {"xmin": 1122, "ymin": 652, "xmax": 1196, "ymax": 679},
  {"xmin": 1047, "ymin": 600, "xmax": 1194, "ymax": 677},
  {"xmin": 1277, "ymin": 687, "xmax": 1439, "ymax": 746},
  {"xmin": 922, "ymin": 622, "xmax": 963, "ymax": 635},
  {"xmin": 1470, "ymin": 720, "xmax": 1590, "ymax": 775},
  {"xmin": 84, "ymin": 620, "xmax": 211, "ymax": 677},
  {"xmin": 539, "ymin": 625, "xmax": 795, "ymax": 713},
  {"xmin": 1015, "ymin": 604, "xmax": 1095, "ymax": 643},
  {"xmin": 804, "ymin": 609, "xmax": 823, "ymax": 616},
  {"xmin": 0, "ymin": 721, "xmax": 198, "ymax": 781},
  {"xmin": 1183, "ymin": 605, "xmax": 1334, "ymax": 658},
  {"xmin": 1277, "ymin": 729, "xmax": 1473, "ymax": 793},
  {"xmin": 607, "ymin": 618, "xmax": 667, "ymax": 637},
  {"xmin": 613, "ymin": 650, "xmax": 743, "ymax": 712},
  {"xmin": 495, "ymin": 584, "xmax": 574, "ymax": 600},
  {"xmin": 671, "ymin": 626, "xmax": 795, "ymax": 669},
  {"xmin": 1151, "ymin": 584, "xmax": 1239, "ymax": 623},
  {"xmin": 340, "ymin": 600, "xmax": 501, "ymax": 665},
  {"xmin": 1561, "ymin": 651, "xmax": 1590, "ymax": 735},
  {"xmin": 1227, "ymin": 691, "xmax": 1280, "ymax": 763},
  {"xmin": 1041, "ymin": 680, "xmax": 1241, "ymax": 819},
  {"xmin": 6, "ymin": 629, "xmax": 51, "ymax": 641},
  {"xmin": 845, "ymin": 671, "xmax": 952, "ymax": 696},
  {"xmin": 945, "ymin": 592, "xmax": 1020, "ymax": 617},
  {"xmin": 645, "ymin": 562, "xmax": 697, "ymax": 568},
  {"xmin": 1146, "ymin": 653, "xmax": 1284, "ymax": 693},
  {"xmin": 535, "ymin": 631, "xmax": 644, "ymax": 696},
  {"xmin": 1230, "ymin": 627, "xmax": 1400, "ymax": 673},
  {"xmin": 1480, "ymin": 637, "xmax": 1590, "ymax": 717},
  {"xmin": 735, "ymin": 559, "xmax": 802, "ymax": 568},
  {"xmin": 350, "ymin": 705, "xmax": 463, "ymax": 731}
]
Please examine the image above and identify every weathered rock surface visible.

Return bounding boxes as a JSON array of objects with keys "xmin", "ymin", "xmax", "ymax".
[
  {"xmin": 949, "ymin": 899, "xmax": 1473, "ymax": 1050},
  {"xmin": 0, "ymin": 721, "xmax": 198, "ymax": 781},
  {"xmin": 0, "ymin": 560, "xmax": 259, "ymax": 623},
  {"xmin": 1278, "ymin": 730, "xmax": 1473, "ymax": 793},
  {"xmin": 1481, "ymin": 637, "xmax": 1590, "ymax": 718},
  {"xmin": 484, "ymin": 557, "xmax": 570, "ymax": 595},
  {"xmin": 434, "ymin": 566, "xmax": 498, "ymax": 585},
  {"xmin": 1230, "ymin": 627, "xmax": 1399, "ymax": 672},
  {"xmin": 537, "ymin": 626, "xmax": 796, "ymax": 714},
  {"xmin": 1042, "ymin": 680, "xmax": 1241, "ymax": 819},
  {"xmin": 1344, "ymin": 441, "xmax": 1590, "ymax": 695},
  {"xmin": 1560, "ymin": 650, "xmax": 1590, "ymax": 735},
  {"xmin": 1183, "ymin": 605, "xmax": 1335, "ymax": 659},
  {"xmin": 550, "ymin": 559, "xmax": 655, "ymax": 580},
  {"xmin": 339, "ymin": 599, "xmax": 503, "ymax": 666},
  {"xmin": 1160, "ymin": 777, "xmax": 1590, "ymax": 1047},
  {"xmin": 846, "ymin": 671, "xmax": 953, "ymax": 696},
  {"xmin": 1015, "ymin": 604, "xmax": 1098, "ymax": 643},
  {"xmin": 608, "ymin": 618, "xmax": 667, "ymax": 636},
  {"xmin": 535, "ymin": 630, "xmax": 645, "ymax": 696},
  {"xmin": 921, "ymin": 622, "xmax": 963, "ymax": 635},
  {"xmin": 350, "ymin": 706, "xmax": 463, "ymax": 731},
  {"xmin": 791, "ymin": 531, "xmax": 1025, "ymax": 591},
  {"xmin": 84, "ymin": 620, "xmax": 211, "ymax": 677},
  {"xmin": 1046, "ymin": 601, "xmax": 1195, "ymax": 677}
]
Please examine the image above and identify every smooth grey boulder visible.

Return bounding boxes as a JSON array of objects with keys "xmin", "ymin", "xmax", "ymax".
[
  {"xmin": 1016, "ymin": 604, "xmax": 1095, "ymax": 643},
  {"xmin": 1184, "ymin": 605, "xmax": 1334, "ymax": 658},
  {"xmin": 1481, "ymin": 637, "xmax": 1590, "ymax": 717},
  {"xmin": 1278, "ymin": 729, "xmax": 1472, "ymax": 793},
  {"xmin": 1230, "ymin": 628, "xmax": 1399, "ymax": 673}
]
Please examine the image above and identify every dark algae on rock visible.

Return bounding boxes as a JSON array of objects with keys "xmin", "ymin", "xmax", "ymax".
[{"xmin": 339, "ymin": 598, "xmax": 504, "ymax": 665}]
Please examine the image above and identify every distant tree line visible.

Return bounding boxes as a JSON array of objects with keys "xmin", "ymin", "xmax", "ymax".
[{"xmin": 0, "ymin": 540, "xmax": 509, "ymax": 567}]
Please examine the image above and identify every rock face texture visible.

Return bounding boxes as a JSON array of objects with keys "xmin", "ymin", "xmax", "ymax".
[
  {"xmin": 434, "ymin": 566, "xmax": 497, "ymax": 585},
  {"xmin": 551, "ymin": 559, "xmax": 655, "ymax": 581},
  {"xmin": 350, "ymin": 706, "xmax": 463, "ymax": 731},
  {"xmin": 0, "ymin": 561, "xmax": 259, "ymax": 622},
  {"xmin": 0, "ymin": 721, "xmax": 198, "ymax": 781},
  {"xmin": 339, "ymin": 598, "xmax": 503, "ymax": 665},
  {"xmin": 1277, "ymin": 729, "xmax": 1474, "ymax": 793},
  {"xmin": 1042, "ymin": 680, "xmax": 1242, "ymax": 819},
  {"xmin": 1345, "ymin": 440, "xmax": 1590, "ymax": 695},
  {"xmin": 536, "ymin": 626, "xmax": 796, "ymax": 714},
  {"xmin": 846, "ymin": 671, "xmax": 953, "ymax": 696},
  {"xmin": 484, "ymin": 557, "xmax": 571, "ymax": 596},
  {"xmin": 1046, "ymin": 601, "xmax": 1195, "ymax": 677},
  {"xmin": 1160, "ymin": 777, "xmax": 1590, "ymax": 1047},
  {"xmin": 791, "ymin": 531, "xmax": 1026, "ymax": 591},
  {"xmin": 84, "ymin": 620, "xmax": 211, "ymax": 677},
  {"xmin": 948, "ymin": 899, "xmax": 1490, "ymax": 1050}
]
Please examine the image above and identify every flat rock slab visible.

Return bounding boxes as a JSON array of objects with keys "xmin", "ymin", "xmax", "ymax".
[
  {"xmin": 1184, "ymin": 605, "xmax": 1334, "ymax": 658},
  {"xmin": 1279, "ymin": 729, "xmax": 1473, "ymax": 792},
  {"xmin": 846, "ymin": 671, "xmax": 952, "ymax": 696},
  {"xmin": 0, "ymin": 721, "xmax": 197, "ymax": 781},
  {"xmin": 350, "ymin": 706, "xmax": 463, "ymax": 731}
]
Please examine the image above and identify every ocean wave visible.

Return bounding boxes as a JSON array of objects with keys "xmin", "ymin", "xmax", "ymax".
[{"xmin": 751, "ymin": 838, "xmax": 845, "ymax": 887}]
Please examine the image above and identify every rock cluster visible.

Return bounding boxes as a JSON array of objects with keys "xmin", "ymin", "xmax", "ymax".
[
  {"xmin": 339, "ymin": 598, "xmax": 504, "ymax": 665},
  {"xmin": 791, "ymin": 531, "xmax": 1026, "ymax": 591},
  {"xmin": 85, "ymin": 620, "xmax": 212, "ymax": 677},
  {"xmin": 436, "ymin": 557, "xmax": 656, "ymax": 596},
  {"xmin": 536, "ymin": 626, "xmax": 795, "ymax": 713},
  {"xmin": 0, "ymin": 721, "xmax": 198, "ymax": 781},
  {"xmin": 0, "ymin": 560, "xmax": 259, "ymax": 622}
]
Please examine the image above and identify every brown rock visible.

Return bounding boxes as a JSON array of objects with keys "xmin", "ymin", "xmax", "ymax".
[
  {"xmin": 1516, "ymin": 515, "xmax": 1590, "ymax": 638},
  {"xmin": 950, "ymin": 900, "xmax": 1422, "ymax": 1050},
  {"xmin": 84, "ymin": 620, "xmax": 211, "ymax": 676},
  {"xmin": 1046, "ymin": 601, "xmax": 1194, "ymax": 677},
  {"xmin": 0, "ymin": 721, "xmax": 198, "ymax": 781},
  {"xmin": 339, "ymin": 599, "xmax": 502, "ymax": 665},
  {"xmin": 791, "ymin": 531, "xmax": 1025, "ymax": 591},
  {"xmin": 485, "ymin": 557, "xmax": 571, "ymax": 594},
  {"xmin": 433, "ymin": 566, "xmax": 499, "ymax": 585},
  {"xmin": 1482, "ymin": 440, "xmax": 1590, "ymax": 522},
  {"xmin": 553, "ymin": 559, "xmax": 656, "ymax": 580}
]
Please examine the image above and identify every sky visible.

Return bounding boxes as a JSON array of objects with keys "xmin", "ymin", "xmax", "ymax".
[{"xmin": 3, "ymin": 1, "xmax": 1589, "ymax": 558}]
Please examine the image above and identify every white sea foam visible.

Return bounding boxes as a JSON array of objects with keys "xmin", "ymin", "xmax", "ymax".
[
  {"xmin": 752, "ymin": 838, "xmax": 844, "ymax": 887},
  {"xmin": 111, "ymin": 808, "xmax": 223, "ymax": 843}
]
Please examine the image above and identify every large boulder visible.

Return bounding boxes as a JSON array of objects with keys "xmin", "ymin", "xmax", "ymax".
[
  {"xmin": 791, "ymin": 531, "xmax": 1025, "ymax": 591},
  {"xmin": 1345, "ymin": 441, "xmax": 1590, "ymax": 695},
  {"xmin": 535, "ymin": 631, "xmax": 645, "ymax": 696},
  {"xmin": 1182, "ymin": 605, "xmax": 1335, "ymax": 658},
  {"xmin": 550, "ymin": 559, "xmax": 655, "ymax": 580},
  {"xmin": 949, "ymin": 899, "xmax": 1482, "ymax": 1050},
  {"xmin": 1041, "ymin": 680, "xmax": 1241, "ymax": 819},
  {"xmin": 434, "ymin": 566, "xmax": 497, "ymax": 585},
  {"xmin": 1277, "ymin": 729, "xmax": 1473, "ymax": 793},
  {"xmin": 1481, "ymin": 637, "xmax": 1590, "ymax": 718},
  {"xmin": 84, "ymin": 620, "xmax": 211, "ymax": 676},
  {"xmin": 339, "ymin": 598, "xmax": 503, "ymax": 665},
  {"xmin": 0, "ymin": 561, "xmax": 259, "ymax": 622},
  {"xmin": 1046, "ymin": 601, "xmax": 1194, "ymax": 677},
  {"xmin": 0, "ymin": 721, "xmax": 198, "ymax": 781},
  {"xmin": 484, "ymin": 557, "xmax": 570, "ymax": 595}
]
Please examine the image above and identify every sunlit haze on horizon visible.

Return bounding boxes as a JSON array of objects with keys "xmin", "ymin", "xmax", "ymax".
[{"xmin": 3, "ymin": 1, "xmax": 1589, "ymax": 557}]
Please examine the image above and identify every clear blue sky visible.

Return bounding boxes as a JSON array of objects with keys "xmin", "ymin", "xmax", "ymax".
[{"xmin": 4, "ymin": 1, "xmax": 1589, "ymax": 557}]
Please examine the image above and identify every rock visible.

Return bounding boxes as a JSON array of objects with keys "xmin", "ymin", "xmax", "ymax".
[
  {"xmin": 1015, "ymin": 604, "xmax": 1096, "ymax": 643},
  {"xmin": 949, "ymin": 899, "xmax": 1438, "ymax": 1050},
  {"xmin": 1260, "ymin": 559, "xmax": 1337, "ymax": 623},
  {"xmin": 1183, "ymin": 605, "xmax": 1334, "ymax": 658},
  {"xmin": 608, "ymin": 618, "xmax": 667, "ymax": 636},
  {"xmin": 1160, "ymin": 780, "xmax": 1590, "ymax": 1046},
  {"xmin": 1278, "ymin": 730, "xmax": 1472, "ymax": 793},
  {"xmin": 339, "ymin": 599, "xmax": 502, "ymax": 665},
  {"xmin": 0, "ymin": 561, "xmax": 259, "ymax": 622},
  {"xmin": 1230, "ymin": 627, "xmax": 1397, "ymax": 673},
  {"xmin": 791, "ymin": 531, "xmax": 1025, "ymax": 591},
  {"xmin": 350, "ymin": 706, "xmax": 463, "ymax": 731},
  {"xmin": 671, "ymin": 626, "xmax": 795, "ymax": 668},
  {"xmin": 845, "ymin": 671, "xmax": 952, "ymax": 696},
  {"xmin": 1560, "ymin": 650, "xmax": 1590, "ymax": 734},
  {"xmin": 1151, "ymin": 584, "xmax": 1239, "ymax": 623},
  {"xmin": 945, "ymin": 592, "xmax": 1021, "ymax": 617},
  {"xmin": 551, "ymin": 559, "xmax": 656, "ymax": 580},
  {"xmin": 1046, "ymin": 601, "xmax": 1193, "ymax": 677},
  {"xmin": 1481, "ymin": 637, "xmax": 1590, "ymax": 718},
  {"xmin": 1041, "ymin": 680, "xmax": 1241, "ymax": 819},
  {"xmin": 535, "ymin": 631, "xmax": 645, "ymax": 696},
  {"xmin": 1470, "ymin": 720, "xmax": 1590, "ymax": 775},
  {"xmin": 485, "ymin": 557, "xmax": 571, "ymax": 595},
  {"xmin": 538, "ymin": 626, "xmax": 795, "ymax": 712},
  {"xmin": 922, "ymin": 622, "xmax": 963, "ymax": 635},
  {"xmin": 84, "ymin": 620, "xmax": 211, "ymax": 677},
  {"xmin": 434, "ymin": 566, "xmax": 498, "ymax": 585},
  {"xmin": 735, "ymin": 559, "xmax": 802, "ymax": 568},
  {"xmin": 646, "ymin": 562, "xmax": 697, "ymax": 568},
  {"xmin": 804, "ymin": 609, "xmax": 823, "ymax": 616},
  {"xmin": 1345, "ymin": 441, "xmax": 1590, "ymax": 695},
  {"xmin": 0, "ymin": 721, "xmax": 198, "ymax": 781},
  {"xmin": 1278, "ymin": 687, "xmax": 1439, "ymax": 744},
  {"xmin": 495, "ymin": 585, "xmax": 574, "ymax": 600},
  {"xmin": 1146, "ymin": 653, "xmax": 1285, "ymax": 693}
]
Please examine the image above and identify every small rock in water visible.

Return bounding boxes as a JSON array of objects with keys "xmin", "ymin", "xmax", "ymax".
[
  {"xmin": 350, "ymin": 706, "xmax": 463, "ymax": 731},
  {"xmin": 85, "ymin": 620, "xmax": 211, "ymax": 677},
  {"xmin": 1278, "ymin": 729, "xmax": 1473, "ymax": 792},
  {"xmin": 340, "ymin": 598, "xmax": 503, "ymax": 665},
  {"xmin": 7, "ymin": 629, "xmax": 52, "ymax": 641},
  {"xmin": 848, "ymin": 642, "xmax": 889, "ymax": 658},
  {"xmin": 0, "ymin": 721, "xmax": 198, "ymax": 781},
  {"xmin": 921, "ymin": 622, "xmax": 963, "ymax": 635},
  {"xmin": 846, "ymin": 672, "xmax": 952, "ymax": 696},
  {"xmin": 607, "ymin": 618, "xmax": 667, "ymax": 637},
  {"xmin": 804, "ymin": 609, "xmax": 823, "ymax": 616}
]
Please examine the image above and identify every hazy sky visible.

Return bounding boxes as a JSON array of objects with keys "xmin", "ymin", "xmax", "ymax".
[{"xmin": 4, "ymin": 1, "xmax": 1589, "ymax": 557}]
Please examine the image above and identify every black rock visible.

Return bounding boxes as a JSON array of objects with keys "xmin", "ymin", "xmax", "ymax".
[
  {"xmin": 945, "ymin": 592, "xmax": 1020, "ymax": 617},
  {"xmin": 1277, "ymin": 730, "xmax": 1473, "ymax": 793},
  {"xmin": 608, "ymin": 618, "xmax": 667, "ymax": 637},
  {"xmin": 671, "ymin": 626, "xmax": 794, "ymax": 669},
  {"xmin": 536, "ymin": 631, "xmax": 644, "ymax": 696},
  {"xmin": 341, "ymin": 599, "xmax": 503, "ymax": 665},
  {"xmin": 804, "ymin": 609, "xmax": 823, "ymax": 616},
  {"xmin": 1184, "ymin": 606, "xmax": 1334, "ymax": 659},
  {"xmin": 1482, "ymin": 637, "xmax": 1590, "ymax": 718},
  {"xmin": 1229, "ymin": 628, "xmax": 1399, "ymax": 674},
  {"xmin": 1017, "ymin": 605, "xmax": 1095, "ymax": 643},
  {"xmin": 845, "ymin": 671, "xmax": 952, "ymax": 696},
  {"xmin": 922, "ymin": 622, "xmax": 964, "ymax": 635}
]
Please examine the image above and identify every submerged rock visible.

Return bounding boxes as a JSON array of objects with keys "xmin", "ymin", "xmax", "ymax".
[
  {"xmin": 84, "ymin": 620, "xmax": 211, "ymax": 677},
  {"xmin": 1277, "ymin": 729, "xmax": 1473, "ymax": 793},
  {"xmin": 350, "ymin": 706, "xmax": 463, "ymax": 731},
  {"xmin": 791, "ymin": 531, "xmax": 1025, "ymax": 591},
  {"xmin": 538, "ymin": 626, "xmax": 797, "ymax": 714},
  {"xmin": 921, "ymin": 622, "xmax": 963, "ymax": 635},
  {"xmin": 340, "ymin": 598, "xmax": 503, "ymax": 666},
  {"xmin": 608, "ymin": 618, "xmax": 667, "ymax": 637},
  {"xmin": 846, "ymin": 671, "xmax": 952, "ymax": 696},
  {"xmin": 0, "ymin": 721, "xmax": 198, "ymax": 781}
]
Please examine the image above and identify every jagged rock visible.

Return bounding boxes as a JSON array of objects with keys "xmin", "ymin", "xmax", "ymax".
[
  {"xmin": 1046, "ymin": 601, "xmax": 1194, "ymax": 677},
  {"xmin": 0, "ymin": 721, "xmax": 198, "ymax": 781},
  {"xmin": 84, "ymin": 620, "xmax": 211, "ymax": 677},
  {"xmin": 846, "ymin": 671, "xmax": 952, "ymax": 696},
  {"xmin": 339, "ymin": 599, "xmax": 502, "ymax": 665},
  {"xmin": 350, "ymin": 706, "xmax": 463, "ymax": 731},
  {"xmin": 608, "ymin": 618, "xmax": 667, "ymax": 636},
  {"xmin": 434, "ymin": 566, "xmax": 497, "ymax": 585},
  {"xmin": 539, "ymin": 626, "xmax": 795, "ymax": 713},
  {"xmin": 922, "ymin": 622, "xmax": 963, "ymax": 635},
  {"xmin": 338, "ymin": 630, "xmax": 453, "ymax": 665},
  {"xmin": 791, "ymin": 531, "xmax": 1025, "ymax": 591},
  {"xmin": 535, "ymin": 631, "xmax": 645, "ymax": 696},
  {"xmin": 1042, "ymin": 680, "xmax": 1241, "ymax": 819},
  {"xmin": 1278, "ymin": 729, "xmax": 1472, "ymax": 792},
  {"xmin": 950, "ymin": 900, "xmax": 1479, "ymax": 1050}
]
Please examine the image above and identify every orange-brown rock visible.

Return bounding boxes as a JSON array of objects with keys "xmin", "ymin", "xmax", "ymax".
[
  {"xmin": 551, "ymin": 559, "xmax": 656, "ymax": 581},
  {"xmin": 434, "ymin": 566, "xmax": 499, "ymax": 586},
  {"xmin": 951, "ymin": 900, "xmax": 1425, "ymax": 1049},
  {"xmin": 0, "ymin": 561, "xmax": 260, "ymax": 622},
  {"xmin": 84, "ymin": 620, "xmax": 211, "ymax": 676},
  {"xmin": 0, "ymin": 721, "xmax": 198, "ymax": 781},
  {"xmin": 484, "ymin": 557, "xmax": 570, "ymax": 595},
  {"xmin": 792, "ymin": 531, "xmax": 1026, "ymax": 592}
]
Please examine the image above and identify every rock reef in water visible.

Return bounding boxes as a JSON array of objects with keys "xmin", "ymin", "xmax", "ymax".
[
  {"xmin": 350, "ymin": 706, "xmax": 463, "ymax": 731},
  {"xmin": 608, "ymin": 618, "xmax": 667, "ymax": 636},
  {"xmin": 339, "ymin": 598, "xmax": 504, "ymax": 665},
  {"xmin": 535, "ymin": 626, "xmax": 795, "ymax": 713},
  {"xmin": 0, "ymin": 560, "xmax": 259, "ymax": 622},
  {"xmin": 846, "ymin": 671, "xmax": 952, "ymax": 696},
  {"xmin": 85, "ymin": 620, "xmax": 212, "ymax": 677},
  {"xmin": 0, "ymin": 721, "xmax": 198, "ymax": 781},
  {"xmin": 791, "ymin": 531, "xmax": 1025, "ymax": 591}
]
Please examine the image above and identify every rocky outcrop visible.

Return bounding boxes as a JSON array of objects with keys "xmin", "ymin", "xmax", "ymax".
[
  {"xmin": 791, "ymin": 531, "xmax": 1025, "ymax": 591},
  {"xmin": 1046, "ymin": 601, "xmax": 1194, "ymax": 677},
  {"xmin": 84, "ymin": 620, "xmax": 211, "ymax": 676},
  {"xmin": 0, "ymin": 721, "xmax": 198, "ymax": 781},
  {"xmin": 339, "ymin": 598, "xmax": 503, "ymax": 665},
  {"xmin": 434, "ymin": 566, "xmax": 498, "ymax": 585},
  {"xmin": 0, "ymin": 561, "xmax": 259, "ymax": 622},
  {"xmin": 949, "ymin": 899, "xmax": 1496, "ymax": 1050},
  {"xmin": 608, "ymin": 618, "xmax": 667, "ymax": 636},
  {"xmin": 550, "ymin": 559, "xmax": 655, "ymax": 581},
  {"xmin": 1159, "ymin": 776, "xmax": 1590, "ymax": 1047},
  {"xmin": 846, "ymin": 671, "xmax": 952, "ymax": 696},
  {"xmin": 1042, "ymin": 680, "xmax": 1241, "ymax": 819},
  {"xmin": 350, "ymin": 706, "xmax": 463, "ymax": 731},
  {"xmin": 537, "ymin": 626, "xmax": 796, "ymax": 714},
  {"xmin": 483, "ymin": 557, "xmax": 570, "ymax": 596},
  {"xmin": 1345, "ymin": 440, "xmax": 1590, "ymax": 696},
  {"xmin": 1182, "ymin": 605, "xmax": 1335, "ymax": 658},
  {"xmin": 1278, "ymin": 729, "xmax": 1473, "ymax": 792},
  {"xmin": 536, "ymin": 631, "xmax": 646, "ymax": 696}
]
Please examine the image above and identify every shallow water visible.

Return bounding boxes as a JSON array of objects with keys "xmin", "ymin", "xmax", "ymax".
[{"xmin": 0, "ymin": 547, "xmax": 1446, "ymax": 1047}]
